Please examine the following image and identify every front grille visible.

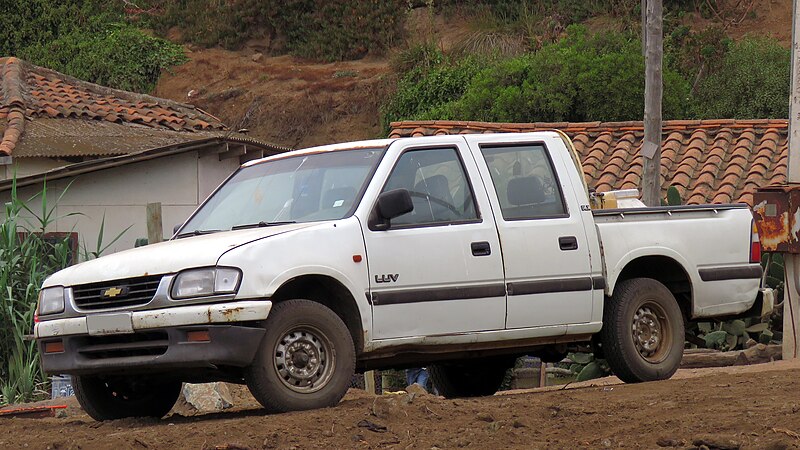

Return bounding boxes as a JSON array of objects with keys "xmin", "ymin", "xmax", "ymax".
[
  {"xmin": 72, "ymin": 275, "xmax": 163, "ymax": 311},
  {"xmin": 78, "ymin": 331, "xmax": 169, "ymax": 359}
]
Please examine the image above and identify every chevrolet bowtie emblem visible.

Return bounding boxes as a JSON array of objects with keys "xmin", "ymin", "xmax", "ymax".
[{"xmin": 103, "ymin": 287, "xmax": 123, "ymax": 298}]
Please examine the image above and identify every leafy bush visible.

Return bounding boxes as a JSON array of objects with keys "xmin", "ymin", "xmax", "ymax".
[
  {"xmin": 383, "ymin": 26, "xmax": 691, "ymax": 125},
  {"xmin": 22, "ymin": 23, "xmax": 187, "ymax": 93},
  {"xmin": 691, "ymin": 37, "xmax": 790, "ymax": 119},
  {"xmin": 665, "ymin": 25, "xmax": 731, "ymax": 83},
  {"xmin": 0, "ymin": 0, "xmax": 186, "ymax": 93},
  {"xmin": 381, "ymin": 49, "xmax": 487, "ymax": 131},
  {"xmin": 144, "ymin": 0, "xmax": 406, "ymax": 60}
]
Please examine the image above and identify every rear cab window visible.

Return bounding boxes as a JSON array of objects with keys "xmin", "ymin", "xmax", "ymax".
[{"xmin": 479, "ymin": 144, "xmax": 568, "ymax": 220}]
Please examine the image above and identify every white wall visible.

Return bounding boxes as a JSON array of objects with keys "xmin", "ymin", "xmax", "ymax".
[{"xmin": 0, "ymin": 150, "xmax": 241, "ymax": 258}]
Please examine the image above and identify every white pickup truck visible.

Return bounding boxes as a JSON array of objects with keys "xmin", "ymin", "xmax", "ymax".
[{"xmin": 35, "ymin": 132, "xmax": 766, "ymax": 420}]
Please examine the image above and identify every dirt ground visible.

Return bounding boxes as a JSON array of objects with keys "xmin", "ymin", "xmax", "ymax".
[{"xmin": 2, "ymin": 360, "xmax": 799, "ymax": 450}]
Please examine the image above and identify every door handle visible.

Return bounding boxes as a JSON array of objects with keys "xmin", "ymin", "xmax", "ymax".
[
  {"xmin": 559, "ymin": 236, "xmax": 578, "ymax": 251},
  {"xmin": 471, "ymin": 241, "xmax": 491, "ymax": 256}
]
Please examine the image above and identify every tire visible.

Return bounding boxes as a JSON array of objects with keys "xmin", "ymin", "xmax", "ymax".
[
  {"xmin": 245, "ymin": 299, "xmax": 355, "ymax": 413},
  {"xmin": 73, "ymin": 375, "xmax": 181, "ymax": 421},
  {"xmin": 600, "ymin": 277, "xmax": 685, "ymax": 383},
  {"xmin": 430, "ymin": 358, "xmax": 512, "ymax": 398}
]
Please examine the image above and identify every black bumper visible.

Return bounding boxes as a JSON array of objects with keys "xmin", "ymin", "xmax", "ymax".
[{"xmin": 39, "ymin": 324, "xmax": 265, "ymax": 376}]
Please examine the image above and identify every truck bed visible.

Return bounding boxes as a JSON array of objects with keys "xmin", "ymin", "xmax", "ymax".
[{"xmin": 593, "ymin": 203, "xmax": 761, "ymax": 318}]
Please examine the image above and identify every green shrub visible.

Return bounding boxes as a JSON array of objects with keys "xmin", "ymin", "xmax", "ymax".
[
  {"xmin": 665, "ymin": 25, "xmax": 731, "ymax": 86},
  {"xmin": 140, "ymin": 0, "xmax": 273, "ymax": 49},
  {"xmin": 383, "ymin": 26, "xmax": 691, "ymax": 126},
  {"xmin": 22, "ymin": 23, "xmax": 187, "ymax": 93},
  {"xmin": 0, "ymin": 0, "xmax": 186, "ymax": 93},
  {"xmin": 143, "ymin": 0, "xmax": 407, "ymax": 60},
  {"xmin": 381, "ymin": 50, "xmax": 487, "ymax": 131},
  {"xmin": 692, "ymin": 37, "xmax": 790, "ymax": 119}
]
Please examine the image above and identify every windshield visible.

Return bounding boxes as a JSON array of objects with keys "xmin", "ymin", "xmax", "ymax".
[{"xmin": 180, "ymin": 148, "xmax": 384, "ymax": 234}]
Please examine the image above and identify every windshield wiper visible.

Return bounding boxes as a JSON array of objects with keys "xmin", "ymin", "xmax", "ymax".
[
  {"xmin": 175, "ymin": 229, "xmax": 222, "ymax": 239},
  {"xmin": 231, "ymin": 221, "xmax": 297, "ymax": 230}
]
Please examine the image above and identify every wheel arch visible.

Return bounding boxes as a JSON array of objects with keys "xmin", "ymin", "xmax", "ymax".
[
  {"xmin": 271, "ymin": 274, "xmax": 365, "ymax": 355},
  {"xmin": 611, "ymin": 255, "xmax": 693, "ymax": 320}
]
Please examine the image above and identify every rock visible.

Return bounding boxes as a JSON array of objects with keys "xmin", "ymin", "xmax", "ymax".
[
  {"xmin": 692, "ymin": 436, "xmax": 741, "ymax": 450},
  {"xmin": 177, "ymin": 382, "xmax": 233, "ymax": 414},
  {"xmin": 510, "ymin": 367, "xmax": 540, "ymax": 389},
  {"xmin": 487, "ymin": 421, "xmax": 503, "ymax": 432},
  {"xmin": 251, "ymin": 52, "xmax": 264, "ymax": 62},
  {"xmin": 371, "ymin": 395, "xmax": 398, "ymax": 419},
  {"xmin": 406, "ymin": 383, "xmax": 428, "ymax": 396},
  {"xmin": 476, "ymin": 412, "xmax": 494, "ymax": 422}
]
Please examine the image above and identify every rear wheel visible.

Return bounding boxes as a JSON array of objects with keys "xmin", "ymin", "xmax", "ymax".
[
  {"xmin": 245, "ymin": 299, "xmax": 355, "ymax": 413},
  {"xmin": 73, "ymin": 375, "xmax": 181, "ymax": 421},
  {"xmin": 430, "ymin": 357, "xmax": 513, "ymax": 398},
  {"xmin": 600, "ymin": 277, "xmax": 685, "ymax": 383}
]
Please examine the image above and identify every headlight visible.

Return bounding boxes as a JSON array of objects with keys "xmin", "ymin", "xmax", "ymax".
[
  {"xmin": 171, "ymin": 267, "xmax": 241, "ymax": 299},
  {"xmin": 38, "ymin": 287, "xmax": 65, "ymax": 315}
]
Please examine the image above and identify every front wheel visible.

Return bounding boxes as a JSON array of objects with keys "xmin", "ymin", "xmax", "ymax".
[
  {"xmin": 600, "ymin": 277, "xmax": 685, "ymax": 383},
  {"xmin": 245, "ymin": 299, "xmax": 355, "ymax": 413},
  {"xmin": 73, "ymin": 375, "xmax": 181, "ymax": 421}
]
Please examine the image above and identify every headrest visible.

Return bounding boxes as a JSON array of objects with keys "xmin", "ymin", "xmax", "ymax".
[{"xmin": 507, "ymin": 176, "xmax": 545, "ymax": 206}]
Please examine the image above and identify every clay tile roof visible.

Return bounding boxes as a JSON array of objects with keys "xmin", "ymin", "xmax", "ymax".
[
  {"xmin": 390, "ymin": 119, "xmax": 790, "ymax": 206},
  {"xmin": 0, "ymin": 57, "xmax": 228, "ymax": 157}
]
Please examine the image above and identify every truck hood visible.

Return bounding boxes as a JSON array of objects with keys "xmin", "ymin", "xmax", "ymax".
[{"xmin": 44, "ymin": 223, "xmax": 316, "ymax": 287}]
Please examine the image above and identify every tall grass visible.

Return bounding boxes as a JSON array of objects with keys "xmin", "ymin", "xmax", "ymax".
[
  {"xmin": 0, "ymin": 179, "xmax": 72, "ymax": 405},
  {"xmin": 0, "ymin": 178, "xmax": 135, "ymax": 405}
]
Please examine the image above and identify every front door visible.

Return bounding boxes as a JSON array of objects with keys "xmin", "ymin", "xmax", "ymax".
[{"xmin": 362, "ymin": 141, "xmax": 506, "ymax": 339}]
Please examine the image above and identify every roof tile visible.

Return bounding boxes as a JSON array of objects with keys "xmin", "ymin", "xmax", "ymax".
[
  {"xmin": 391, "ymin": 119, "xmax": 790, "ymax": 205},
  {"xmin": 0, "ymin": 57, "xmax": 228, "ymax": 157}
]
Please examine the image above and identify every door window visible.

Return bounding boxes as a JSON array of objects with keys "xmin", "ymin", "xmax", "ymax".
[
  {"xmin": 383, "ymin": 147, "xmax": 478, "ymax": 227},
  {"xmin": 480, "ymin": 144, "xmax": 567, "ymax": 220}
]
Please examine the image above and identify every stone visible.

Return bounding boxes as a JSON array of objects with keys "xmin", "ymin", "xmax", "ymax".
[
  {"xmin": 405, "ymin": 383, "xmax": 428, "ymax": 396},
  {"xmin": 178, "ymin": 382, "xmax": 233, "ymax": 414},
  {"xmin": 371, "ymin": 395, "xmax": 398, "ymax": 419},
  {"xmin": 251, "ymin": 53, "xmax": 264, "ymax": 62}
]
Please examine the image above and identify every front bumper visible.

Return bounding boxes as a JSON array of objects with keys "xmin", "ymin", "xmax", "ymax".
[{"xmin": 36, "ymin": 301, "xmax": 271, "ymax": 375}]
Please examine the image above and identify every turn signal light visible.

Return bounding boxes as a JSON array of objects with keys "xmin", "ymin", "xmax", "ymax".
[
  {"xmin": 186, "ymin": 330, "xmax": 210, "ymax": 342},
  {"xmin": 44, "ymin": 340, "xmax": 65, "ymax": 354}
]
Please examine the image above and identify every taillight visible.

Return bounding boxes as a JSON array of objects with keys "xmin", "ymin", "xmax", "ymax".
[{"xmin": 751, "ymin": 221, "xmax": 761, "ymax": 264}]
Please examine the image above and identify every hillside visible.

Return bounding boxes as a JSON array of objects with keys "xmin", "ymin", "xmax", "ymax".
[{"xmin": 153, "ymin": 1, "xmax": 794, "ymax": 150}]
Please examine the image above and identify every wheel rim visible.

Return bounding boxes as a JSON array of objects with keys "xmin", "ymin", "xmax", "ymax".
[
  {"xmin": 631, "ymin": 301, "xmax": 672, "ymax": 364},
  {"xmin": 273, "ymin": 325, "xmax": 335, "ymax": 394}
]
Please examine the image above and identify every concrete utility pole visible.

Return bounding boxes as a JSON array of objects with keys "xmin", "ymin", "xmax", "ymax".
[
  {"xmin": 641, "ymin": 0, "xmax": 663, "ymax": 206},
  {"xmin": 783, "ymin": 0, "xmax": 800, "ymax": 360}
]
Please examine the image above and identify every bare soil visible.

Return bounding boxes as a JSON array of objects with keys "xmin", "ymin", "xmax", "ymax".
[{"xmin": 2, "ymin": 360, "xmax": 799, "ymax": 449}]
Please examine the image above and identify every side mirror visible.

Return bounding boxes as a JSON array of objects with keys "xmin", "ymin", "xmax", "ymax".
[
  {"xmin": 173, "ymin": 223, "xmax": 182, "ymax": 235},
  {"xmin": 370, "ymin": 189, "xmax": 413, "ymax": 230}
]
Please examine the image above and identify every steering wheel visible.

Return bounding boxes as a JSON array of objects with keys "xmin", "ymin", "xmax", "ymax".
[{"xmin": 407, "ymin": 191, "xmax": 463, "ymax": 217}]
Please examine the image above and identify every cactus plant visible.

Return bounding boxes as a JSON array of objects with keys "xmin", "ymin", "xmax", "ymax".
[{"xmin": 666, "ymin": 185, "xmax": 682, "ymax": 206}]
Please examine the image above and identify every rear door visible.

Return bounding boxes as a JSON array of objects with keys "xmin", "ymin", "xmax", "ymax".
[
  {"xmin": 465, "ymin": 134, "xmax": 594, "ymax": 329},
  {"xmin": 361, "ymin": 137, "xmax": 506, "ymax": 339}
]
